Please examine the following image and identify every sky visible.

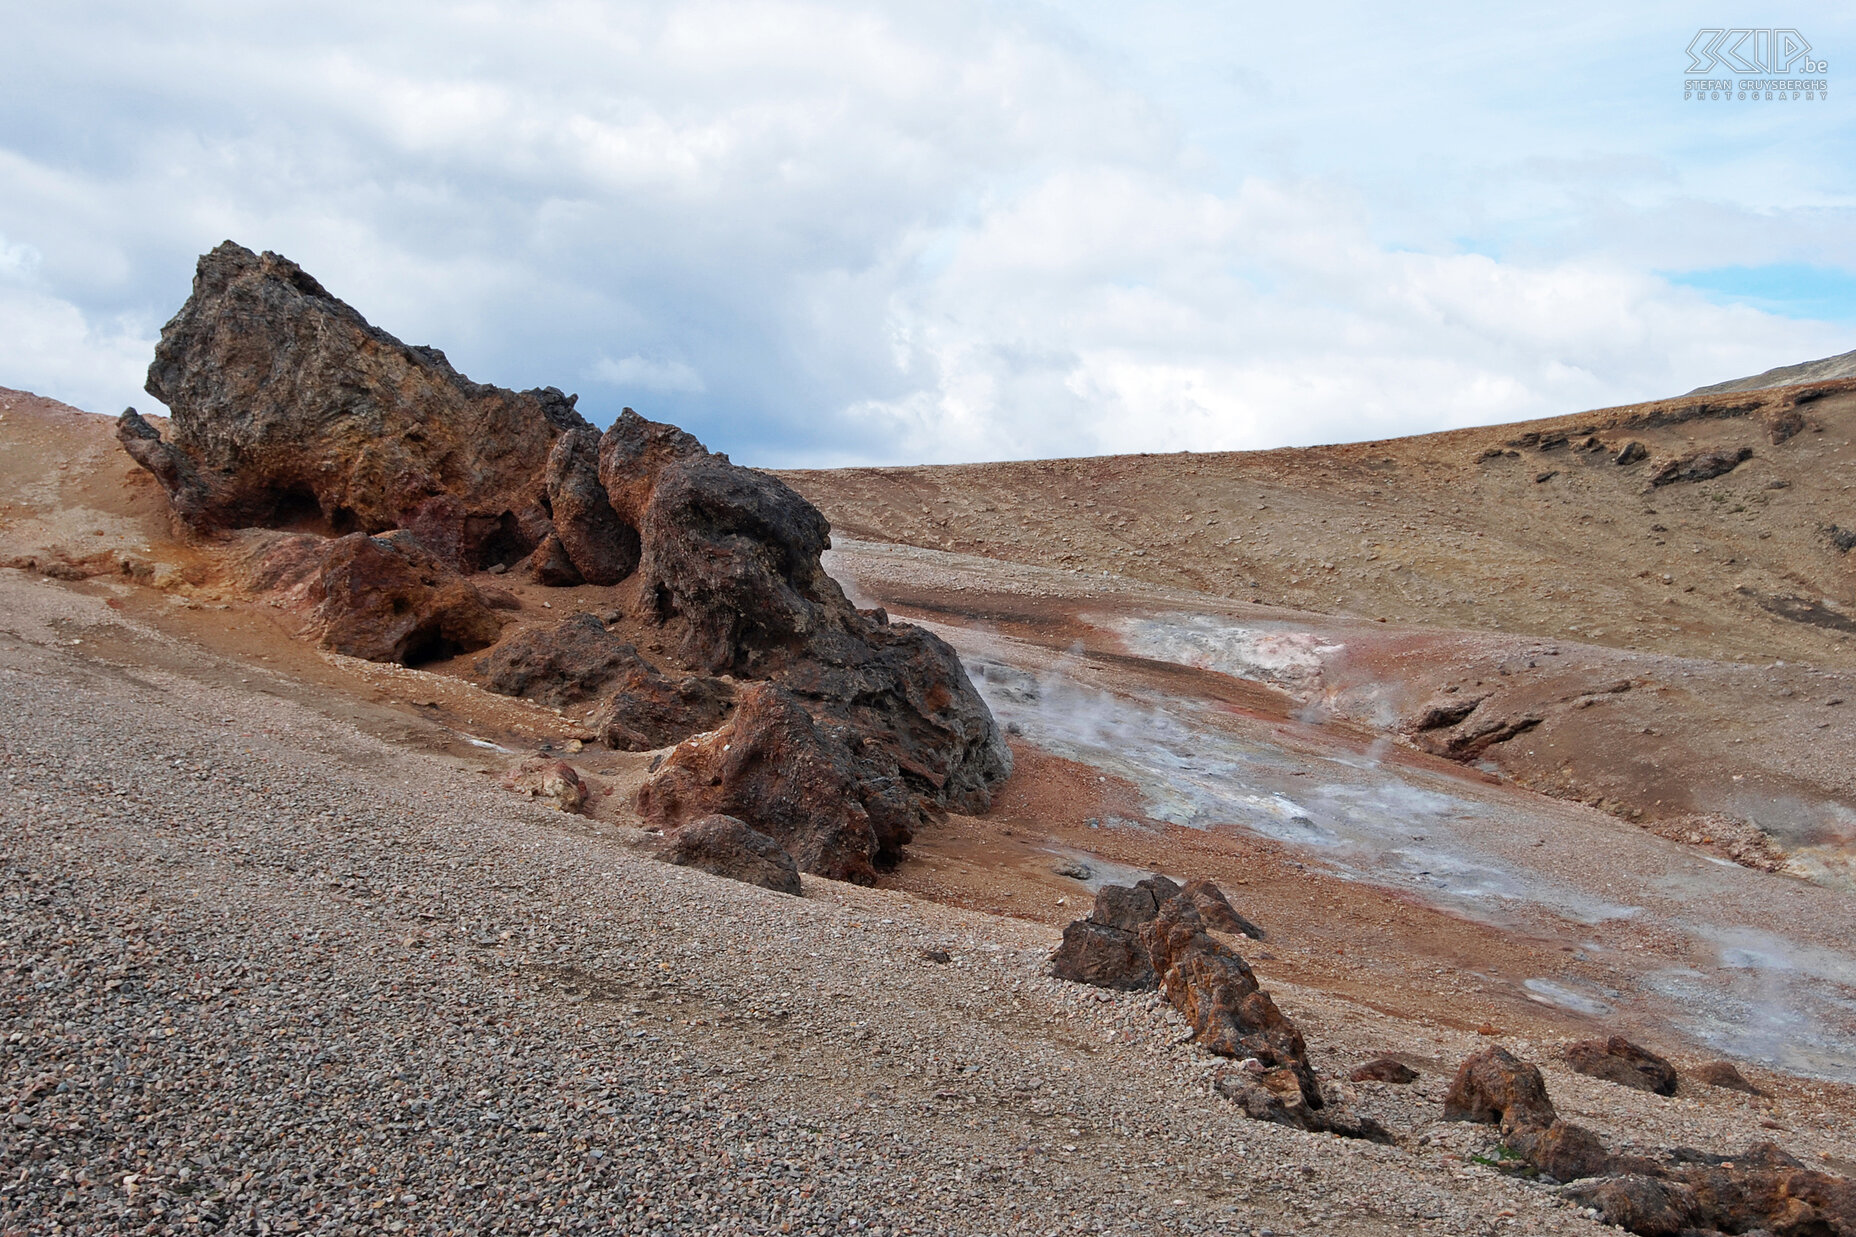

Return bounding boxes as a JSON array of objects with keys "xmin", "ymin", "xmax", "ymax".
[{"xmin": 2, "ymin": 2, "xmax": 1853, "ymax": 467}]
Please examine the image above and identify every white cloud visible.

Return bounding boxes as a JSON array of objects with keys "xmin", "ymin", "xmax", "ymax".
[
  {"xmin": 0, "ymin": 2, "xmax": 1851, "ymax": 465},
  {"xmin": 589, "ymin": 354, "xmax": 706, "ymax": 393}
]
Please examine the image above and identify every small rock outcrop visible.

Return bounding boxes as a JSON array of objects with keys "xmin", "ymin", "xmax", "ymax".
[
  {"xmin": 499, "ymin": 757, "xmax": 588, "ymax": 814},
  {"xmin": 1647, "ymin": 445, "xmax": 1754, "ymax": 487},
  {"xmin": 1444, "ymin": 1046, "xmax": 1856, "ymax": 1234},
  {"xmin": 1690, "ymin": 1059, "xmax": 1764, "ymax": 1096},
  {"xmin": 1566, "ymin": 1145, "xmax": 1856, "ymax": 1236},
  {"xmin": 1350, "ymin": 1057, "xmax": 1418, "ymax": 1084},
  {"xmin": 1050, "ymin": 876, "xmax": 1384, "ymax": 1140},
  {"xmin": 1563, "ymin": 1036, "xmax": 1678, "ymax": 1096},
  {"xmin": 238, "ymin": 530, "xmax": 505, "ymax": 665},
  {"xmin": 661, "ymin": 814, "xmax": 803, "ymax": 896}
]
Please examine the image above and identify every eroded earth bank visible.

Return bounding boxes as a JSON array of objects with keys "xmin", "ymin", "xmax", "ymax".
[{"xmin": 2, "ymin": 245, "xmax": 1855, "ymax": 1235}]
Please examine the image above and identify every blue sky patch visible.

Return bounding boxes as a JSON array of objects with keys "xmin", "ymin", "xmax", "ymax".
[{"xmin": 1669, "ymin": 264, "xmax": 1856, "ymax": 324}]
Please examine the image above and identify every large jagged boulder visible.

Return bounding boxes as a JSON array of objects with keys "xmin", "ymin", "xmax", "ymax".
[
  {"xmin": 122, "ymin": 242, "xmax": 581, "ymax": 567},
  {"xmin": 545, "ymin": 427, "xmax": 638, "ymax": 585},
  {"xmin": 122, "ymin": 242, "xmax": 1012, "ymax": 847},
  {"xmin": 237, "ymin": 529, "xmax": 505, "ymax": 664}
]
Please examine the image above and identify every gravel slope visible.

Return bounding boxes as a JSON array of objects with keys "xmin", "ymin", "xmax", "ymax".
[{"xmin": 0, "ymin": 570, "xmax": 1665, "ymax": 1236}]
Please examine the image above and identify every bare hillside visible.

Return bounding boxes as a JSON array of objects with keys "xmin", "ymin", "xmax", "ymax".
[{"xmin": 783, "ymin": 381, "xmax": 1856, "ymax": 669}]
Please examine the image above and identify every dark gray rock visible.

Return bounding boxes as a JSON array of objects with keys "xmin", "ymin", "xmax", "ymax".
[{"xmin": 662, "ymin": 814, "xmax": 802, "ymax": 896}]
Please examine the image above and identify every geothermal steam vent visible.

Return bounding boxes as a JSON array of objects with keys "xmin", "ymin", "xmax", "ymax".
[{"xmin": 120, "ymin": 241, "xmax": 1012, "ymax": 885}]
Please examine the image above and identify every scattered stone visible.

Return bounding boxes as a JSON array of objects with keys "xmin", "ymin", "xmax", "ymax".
[
  {"xmin": 1443, "ymin": 1046, "xmax": 1557, "ymax": 1129},
  {"xmin": 660, "ymin": 814, "xmax": 802, "ymax": 896},
  {"xmin": 1504, "ymin": 1119, "xmax": 1613, "ymax": 1182},
  {"xmin": 1052, "ymin": 858, "xmax": 1093, "ymax": 881},
  {"xmin": 1614, "ymin": 440, "xmax": 1649, "ymax": 466},
  {"xmin": 1564, "ymin": 1036, "xmax": 1678, "ymax": 1096},
  {"xmin": 499, "ymin": 757, "xmax": 588, "ymax": 813},
  {"xmin": 919, "ymin": 948, "xmax": 952, "ymax": 964},
  {"xmin": 1349, "ymin": 1057, "xmax": 1418, "ymax": 1084},
  {"xmin": 1647, "ymin": 445, "xmax": 1754, "ymax": 487},
  {"xmin": 1691, "ymin": 1059, "xmax": 1765, "ymax": 1096}
]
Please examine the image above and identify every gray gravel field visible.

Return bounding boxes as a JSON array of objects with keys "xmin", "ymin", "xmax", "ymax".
[{"xmin": 0, "ymin": 571, "xmax": 1713, "ymax": 1235}]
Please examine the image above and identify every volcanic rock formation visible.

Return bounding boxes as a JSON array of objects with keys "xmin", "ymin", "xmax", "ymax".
[
  {"xmin": 120, "ymin": 243, "xmax": 1012, "ymax": 880},
  {"xmin": 1050, "ymin": 876, "xmax": 1385, "ymax": 1140},
  {"xmin": 1444, "ymin": 1045, "xmax": 1856, "ymax": 1234}
]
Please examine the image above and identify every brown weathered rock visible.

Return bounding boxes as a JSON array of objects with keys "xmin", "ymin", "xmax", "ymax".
[
  {"xmin": 545, "ymin": 426, "xmax": 637, "ymax": 586},
  {"xmin": 1505, "ymin": 1119, "xmax": 1613, "ymax": 1181},
  {"xmin": 593, "ymin": 408, "xmax": 1011, "ymax": 814},
  {"xmin": 475, "ymin": 615, "xmax": 734, "ymax": 750},
  {"xmin": 1564, "ymin": 1036, "xmax": 1679, "ymax": 1096},
  {"xmin": 634, "ymin": 682, "xmax": 914, "ymax": 884},
  {"xmin": 590, "ymin": 671, "xmax": 734, "ymax": 753},
  {"xmin": 124, "ymin": 242, "xmax": 579, "ymax": 567},
  {"xmin": 475, "ymin": 615, "xmax": 654, "ymax": 708},
  {"xmin": 125, "ymin": 244, "xmax": 1011, "ymax": 836},
  {"xmin": 1564, "ymin": 1176, "xmax": 1700, "ymax": 1236},
  {"xmin": 1674, "ymin": 1146, "xmax": 1856, "ymax": 1237},
  {"xmin": 1349, "ymin": 1057, "xmax": 1418, "ymax": 1084},
  {"xmin": 1181, "ymin": 878, "xmax": 1264, "ymax": 940},
  {"xmin": 1088, "ymin": 877, "xmax": 1174, "ymax": 931},
  {"xmin": 240, "ymin": 530, "xmax": 505, "ymax": 664},
  {"xmin": 524, "ymin": 531, "xmax": 583, "ymax": 586},
  {"xmin": 1647, "ymin": 445, "xmax": 1754, "ymax": 487},
  {"xmin": 1145, "ymin": 895, "xmax": 1316, "ymax": 1103},
  {"xmin": 1049, "ymin": 876, "xmax": 1394, "ymax": 1139},
  {"xmin": 1443, "ymin": 1046, "xmax": 1558, "ymax": 1129},
  {"xmin": 661, "ymin": 814, "xmax": 802, "ymax": 896},
  {"xmin": 1614, "ymin": 439, "xmax": 1649, "ymax": 465},
  {"xmin": 1049, "ymin": 920, "xmax": 1157, "ymax": 990},
  {"xmin": 499, "ymin": 757, "xmax": 588, "ymax": 813},
  {"xmin": 1691, "ymin": 1059, "xmax": 1765, "ymax": 1096}
]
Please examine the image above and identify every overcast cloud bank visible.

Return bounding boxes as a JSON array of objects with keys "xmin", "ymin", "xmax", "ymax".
[{"xmin": 2, "ymin": 1, "xmax": 1852, "ymax": 465}]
